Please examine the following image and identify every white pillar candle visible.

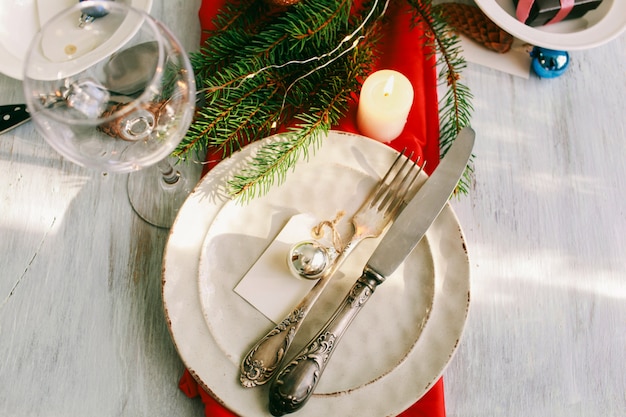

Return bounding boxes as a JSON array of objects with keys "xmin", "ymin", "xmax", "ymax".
[{"xmin": 356, "ymin": 70, "xmax": 414, "ymax": 143}]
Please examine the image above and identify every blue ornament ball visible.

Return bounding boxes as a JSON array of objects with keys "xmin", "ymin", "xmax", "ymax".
[{"xmin": 530, "ymin": 47, "xmax": 570, "ymax": 79}]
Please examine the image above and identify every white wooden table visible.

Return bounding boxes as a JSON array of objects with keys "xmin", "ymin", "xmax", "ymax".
[
  {"xmin": 446, "ymin": 31, "xmax": 626, "ymax": 417},
  {"xmin": 0, "ymin": 1, "xmax": 624, "ymax": 416}
]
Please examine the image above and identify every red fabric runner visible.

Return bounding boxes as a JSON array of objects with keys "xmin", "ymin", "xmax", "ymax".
[{"xmin": 180, "ymin": 1, "xmax": 445, "ymax": 416}]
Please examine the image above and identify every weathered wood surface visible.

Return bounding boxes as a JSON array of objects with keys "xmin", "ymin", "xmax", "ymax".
[
  {"xmin": 0, "ymin": 1, "xmax": 204, "ymax": 416},
  {"xmin": 446, "ymin": 32, "xmax": 626, "ymax": 417},
  {"xmin": 0, "ymin": 1, "xmax": 624, "ymax": 415}
]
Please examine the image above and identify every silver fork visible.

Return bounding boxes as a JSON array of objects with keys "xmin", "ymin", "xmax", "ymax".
[{"xmin": 240, "ymin": 151, "xmax": 425, "ymax": 387}]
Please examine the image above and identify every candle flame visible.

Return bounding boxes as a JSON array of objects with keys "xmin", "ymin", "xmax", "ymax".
[{"xmin": 383, "ymin": 75, "xmax": 394, "ymax": 97}]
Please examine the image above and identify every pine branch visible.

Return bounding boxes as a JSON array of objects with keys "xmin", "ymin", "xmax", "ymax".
[
  {"xmin": 228, "ymin": 130, "xmax": 321, "ymax": 200},
  {"xmin": 179, "ymin": 0, "xmax": 475, "ymax": 199},
  {"xmin": 229, "ymin": 23, "xmax": 380, "ymax": 200},
  {"xmin": 406, "ymin": 0, "xmax": 475, "ymax": 195},
  {"xmin": 179, "ymin": 0, "xmax": 386, "ymax": 200}
]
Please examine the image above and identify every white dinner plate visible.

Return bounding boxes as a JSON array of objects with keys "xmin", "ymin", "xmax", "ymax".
[
  {"xmin": 163, "ymin": 131, "xmax": 471, "ymax": 416},
  {"xmin": 475, "ymin": 0, "xmax": 625, "ymax": 50},
  {"xmin": 0, "ymin": 0, "xmax": 152, "ymax": 80}
]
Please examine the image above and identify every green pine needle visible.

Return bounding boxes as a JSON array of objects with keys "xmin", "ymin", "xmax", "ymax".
[
  {"xmin": 178, "ymin": 0, "xmax": 475, "ymax": 200},
  {"xmin": 411, "ymin": 0, "xmax": 475, "ymax": 195}
]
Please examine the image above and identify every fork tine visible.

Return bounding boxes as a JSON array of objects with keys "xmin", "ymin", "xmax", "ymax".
[
  {"xmin": 371, "ymin": 149, "xmax": 412, "ymax": 205},
  {"xmin": 386, "ymin": 157, "xmax": 424, "ymax": 215},
  {"xmin": 369, "ymin": 150, "xmax": 406, "ymax": 205},
  {"xmin": 372, "ymin": 151, "xmax": 425, "ymax": 217},
  {"xmin": 378, "ymin": 153, "xmax": 417, "ymax": 209}
]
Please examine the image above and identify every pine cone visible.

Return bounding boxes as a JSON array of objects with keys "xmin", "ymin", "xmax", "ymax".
[{"xmin": 434, "ymin": 3, "xmax": 514, "ymax": 54}]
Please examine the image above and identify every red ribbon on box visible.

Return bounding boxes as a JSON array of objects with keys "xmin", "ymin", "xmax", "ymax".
[
  {"xmin": 180, "ymin": 1, "xmax": 446, "ymax": 416},
  {"xmin": 516, "ymin": 0, "xmax": 576, "ymax": 25}
]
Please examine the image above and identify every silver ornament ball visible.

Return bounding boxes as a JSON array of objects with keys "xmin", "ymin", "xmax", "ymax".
[{"xmin": 287, "ymin": 241, "xmax": 330, "ymax": 280}]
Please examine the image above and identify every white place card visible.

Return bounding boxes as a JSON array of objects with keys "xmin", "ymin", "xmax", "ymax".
[
  {"xmin": 234, "ymin": 213, "xmax": 327, "ymax": 324},
  {"xmin": 460, "ymin": 34, "xmax": 532, "ymax": 79}
]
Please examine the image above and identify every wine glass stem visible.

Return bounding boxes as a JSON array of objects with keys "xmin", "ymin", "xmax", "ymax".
[{"xmin": 158, "ymin": 159, "xmax": 181, "ymax": 185}]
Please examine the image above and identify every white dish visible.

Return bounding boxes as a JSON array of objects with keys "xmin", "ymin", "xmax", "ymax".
[
  {"xmin": 163, "ymin": 131, "xmax": 471, "ymax": 416},
  {"xmin": 475, "ymin": 0, "xmax": 625, "ymax": 50},
  {"xmin": 0, "ymin": 0, "xmax": 152, "ymax": 80}
]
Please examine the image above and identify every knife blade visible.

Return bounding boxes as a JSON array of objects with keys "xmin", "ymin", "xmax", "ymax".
[
  {"xmin": 268, "ymin": 127, "xmax": 475, "ymax": 416},
  {"xmin": 0, "ymin": 104, "xmax": 31, "ymax": 135}
]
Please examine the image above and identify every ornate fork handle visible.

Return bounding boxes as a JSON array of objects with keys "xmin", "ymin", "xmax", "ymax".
[
  {"xmin": 240, "ymin": 151, "xmax": 423, "ymax": 388},
  {"xmin": 267, "ymin": 266, "xmax": 385, "ymax": 416},
  {"xmin": 239, "ymin": 238, "xmax": 360, "ymax": 388}
]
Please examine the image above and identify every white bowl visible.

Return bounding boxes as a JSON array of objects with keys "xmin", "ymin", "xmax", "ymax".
[
  {"xmin": 0, "ymin": 0, "xmax": 153, "ymax": 80},
  {"xmin": 474, "ymin": 0, "xmax": 625, "ymax": 50}
]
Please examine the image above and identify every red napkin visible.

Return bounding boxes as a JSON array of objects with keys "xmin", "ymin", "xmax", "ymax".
[{"xmin": 180, "ymin": 1, "xmax": 445, "ymax": 416}]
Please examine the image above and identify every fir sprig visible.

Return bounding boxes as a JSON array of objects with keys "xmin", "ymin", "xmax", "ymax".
[
  {"xmin": 178, "ymin": 0, "xmax": 386, "ymax": 199},
  {"xmin": 408, "ymin": 0, "xmax": 475, "ymax": 195},
  {"xmin": 229, "ymin": 128, "xmax": 322, "ymax": 200},
  {"xmin": 178, "ymin": 0, "xmax": 474, "ymax": 199},
  {"xmin": 228, "ymin": 42, "xmax": 374, "ymax": 200}
]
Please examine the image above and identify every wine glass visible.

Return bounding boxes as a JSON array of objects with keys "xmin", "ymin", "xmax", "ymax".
[{"xmin": 22, "ymin": 1, "xmax": 196, "ymax": 228}]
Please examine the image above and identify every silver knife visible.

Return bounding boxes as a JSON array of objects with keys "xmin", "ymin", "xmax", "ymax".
[
  {"xmin": 0, "ymin": 104, "xmax": 31, "ymax": 135},
  {"xmin": 267, "ymin": 127, "xmax": 475, "ymax": 416}
]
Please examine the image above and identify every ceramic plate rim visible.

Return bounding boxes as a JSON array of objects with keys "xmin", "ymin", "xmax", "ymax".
[
  {"xmin": 162, "ymin": 131, "xmax": 471, "ymax": 416},
  {"xmin": 474, "ymin": 0, "xmax": 625, "ymax": 50}
]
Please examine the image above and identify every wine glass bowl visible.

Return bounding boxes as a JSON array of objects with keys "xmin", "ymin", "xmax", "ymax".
[{"xmin": 22, "ymin": 1, "xmax": 195, "ymax": 174}]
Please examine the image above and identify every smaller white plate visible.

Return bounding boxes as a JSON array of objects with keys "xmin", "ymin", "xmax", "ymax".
[
  {"xmin": 0, "ymin": 0, "xmax": 152, "ymax": 80},
  {"xmin": 475, "ymin": 0, "xmax": 625, "ymax": 50},
  {"xmin": 197, "ymin": 157, "xmax": 437, "ymax": 400}
]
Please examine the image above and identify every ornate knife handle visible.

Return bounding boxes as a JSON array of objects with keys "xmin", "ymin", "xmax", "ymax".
[
  {"xmin": 268, "ymin": 267, "xmax": 385, "ymax": 416},
  {"xmin": 240, "ymin": 239, "xmax": 361, "ymax": 388}
]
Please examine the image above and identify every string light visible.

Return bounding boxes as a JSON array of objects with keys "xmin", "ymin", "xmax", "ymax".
[
  {"xmin": 272, "ymin": 0, "xmax": 390, "ymax": 125},
  {"xmin": 274, "ymin": 35, "xmax": 365, "ymax": 124},
  {"xmin": 196, "ymin": 0, "xmax": 389, "ymax": 103}
]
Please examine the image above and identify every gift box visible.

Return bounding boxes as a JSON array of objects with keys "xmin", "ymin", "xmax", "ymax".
[{"xmin": 514, "ymin": 0, "xmax": 603, "ymax": 27}]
